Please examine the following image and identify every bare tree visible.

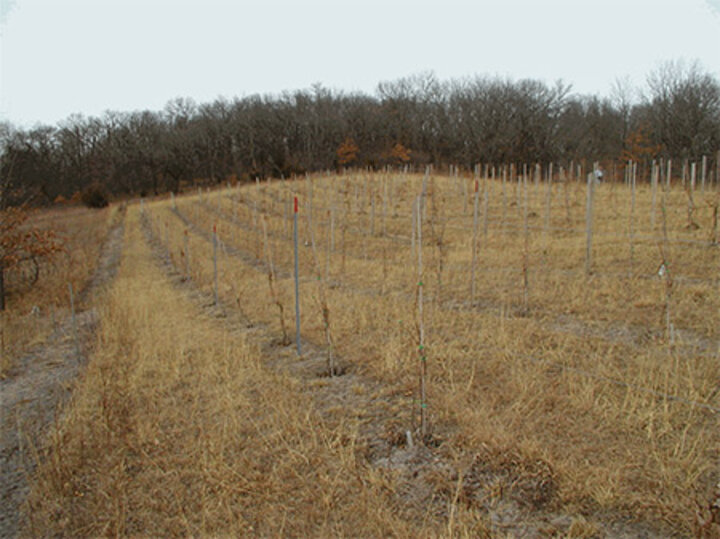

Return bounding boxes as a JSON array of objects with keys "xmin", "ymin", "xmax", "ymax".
[{"xmin": 644, "ymin": 60, "xmax": 720, "ymax": 158}]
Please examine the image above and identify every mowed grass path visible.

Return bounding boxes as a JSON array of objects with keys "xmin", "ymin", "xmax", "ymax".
[{"xmin": 25, "ymin": 207, "xmax": 441, "ymax": 537}]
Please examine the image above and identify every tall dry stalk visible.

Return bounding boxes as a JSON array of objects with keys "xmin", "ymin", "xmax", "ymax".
[
  {"xmin": 411, "ymin": 199, "xmax": 417, "ymax": 261},
  {"xmin": 463, "ymin": 171, "xmax": 470, "ymax": 216},
  {"xmin": 544, "ymin": 164, "xmax": 553, "ymax": 236},
  {"xmin": 470, "ymin": 180, "xmax": 479, "ymax": 303},
  {"xmin": 562, "ymin": 167, "xmax": 572, "ymax": 225},
  {"xmin": 651, "ymin": 160, "xmax": 658, "ymax": 232},
  {"xmin": 686, "ymin": 184, "xmax": 700, "ymax": 230},
  {"xmin": 262, "ymin": 217, "xmax": 290, "ymax": 345},
  {"xmin": 182, "ymin": 229, "xmax": 190, "ymax": 281},
  {"xmin": 629, "ymin": 162, "xmax": 636, "ymax": 277},
  {"xmin": 429, "ymin": 180, "xmax": 448, "ymax": 306},
  {"xmin": 414, "ymin": 195, "xmax": 428, "ymax": 439},
  {"xmin": 308, "ymin": 210, "xmax": 337, "ymax": 376},
  {"xmin": 659, "ymin": 194, "xmax": 674, "ymax": 345},
  {"xmin": 708, "ymin": 193, "xmax": 719, "ymax": 245},
  {"xmin": 212, "ymin": 224, "xmax": 218, "ymax": 306},
  {"xmin": 482, "ymin": 185, "xmax": 489, "ymax": 240}
]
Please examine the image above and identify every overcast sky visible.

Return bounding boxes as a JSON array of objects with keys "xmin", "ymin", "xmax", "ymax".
[{"xmin": 1, "ymin": 0, "xmax": 719, "ymax": 127}]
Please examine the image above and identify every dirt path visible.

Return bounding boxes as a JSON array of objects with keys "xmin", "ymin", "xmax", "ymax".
[{"xmin": 0, "ymin": 209, "xmax": 125, "ymax": 538}]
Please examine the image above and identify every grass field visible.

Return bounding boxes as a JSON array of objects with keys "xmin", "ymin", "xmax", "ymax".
[{"xmin": 18, "ymin": 170, "xmax": 720, "ymax": 536}]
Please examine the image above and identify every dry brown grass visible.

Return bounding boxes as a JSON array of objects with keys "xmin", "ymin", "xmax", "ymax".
[
  {"xmin": 24, "ymin": 209, "xmax": 456, "ymax": 537},
  {"xmin": 23, "ymin": 171, "xmax": 719, "ymax": 536},
  {"xmin": 1, "ymin": 205, "xmax": 113, "ymax": 376},
  {"xmin": 141, "ymin": 172, "xmax": 717, "ymax": 534}
]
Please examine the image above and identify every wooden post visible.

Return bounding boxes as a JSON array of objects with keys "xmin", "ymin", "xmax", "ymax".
[
  {"xmin": 482, "ymin": 186, "xmax": 489, "ymax": 240},
  {"xmin": 629, "ymin": 164, "xmax": 636, "ymax": 276},
  {"xmin": 517, "ymin": 165, "xmax": 524, "ymax": 209},
  {"xmin": 522, "ymin": 174, "xmax": 530, "ymax": 313},
  {"xmin": 660, "ymin": 195, "xmax": 673, "ymax": 344},
  {"xmin": 212, "ymin": 224, "xmax": 219, "ymax": 306},
  {"xmin": 416, "ymin": 195, "xmax": 427, "ymax": 439},
  {"xmin": 307, "ymin": 173, "xmax": 314, "ymax": 226},
  {"xmin": 330, "ymin": 195, "xmax": 336, "ymax": 252},
  {"xmin": 471, "ymin": 179, "xmax": 479, "ymax": 302},
  {"xmin": 463, "ymin": 172, "xmax": 470, "ymax": 215},
  {"xmin": 421, "ymin": 166, "xmax": 430, "ymax": 217},
  {"xmin": 561, "ymin": 166, "xmax": 570, "ymax": 224},
  {"xmin": 651, "ymin": 160, "xmax": 658, "ymax": 232},
  {"xmin": 411, "ymin": 199, "xmax": 417, "ymax": 260},
  {"xmin": 544, "ymin": 163, "xmax": 553, "ymax": 235},
  {"xmin": 363, "ymin": 174, "xmax": 368, "ymax": 208},
  {"xmin": 585, "ymin": 174, "xmax": 595, "ymax": 275},
  {"xmin": 502, "ymin": 165, "xmax": 507, "ymax": 233},
  {"xmin": 691, "ymin": 161, "xmax": 697, "ymax": 193},
  {"xmin": 286, "ymin": 194, "xmax": 292, "ymax": 240},
  {"xmin": 389, "ymin": 173, "xmax": 396, "ymax": 217},
  {"xmin": 382, "ymin": 175, "xmax": 387, "ymax": 237},
  {"xmin": 293, "ymin": 197, "xmax": 301, "ymax": 356},
  {"xmin": 325, "ymin": 210, "xmax": 332, "ymax": 281}
]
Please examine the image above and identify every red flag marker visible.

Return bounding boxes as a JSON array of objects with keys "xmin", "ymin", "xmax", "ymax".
[
  {"xmin": 294, "ymin": 196, "xmax": 298, "ymax": 213},
  {"xmin": 475, "ymin": 179, "xmax": 479, "ymax": 193}
]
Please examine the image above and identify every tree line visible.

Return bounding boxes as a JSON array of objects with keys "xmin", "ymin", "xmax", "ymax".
[{"xmin": 1, "ymin": 60, "xmax": 719, "ymax": 207}]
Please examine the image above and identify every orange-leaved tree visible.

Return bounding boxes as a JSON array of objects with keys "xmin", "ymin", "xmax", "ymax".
[
  {"xmin": 390, "ymin": 142, "xmax": 412, "ymax": 164},
  {"xmin": 337, "ymin": 137, "xmax": 359, "ymax": 167},
  {"xmin": 0, "ymin": 207, "xmax": 63, "ymax": 310},
  {"xmin": 621, "ymin": 126, "xmax": 662, "ymax": 164}
]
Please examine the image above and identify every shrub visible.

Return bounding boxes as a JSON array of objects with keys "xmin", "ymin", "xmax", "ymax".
[{"xmin": 81, "ymin": 183, "xmax": 110, "ymax": 208}]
